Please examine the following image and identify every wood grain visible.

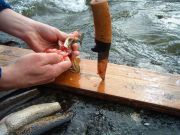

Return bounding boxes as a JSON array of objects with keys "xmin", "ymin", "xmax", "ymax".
[
  {"xmin": 91, "ymin": 0, "xmax": 112, "ymax": 43},
  {"xmin": 0, "ymin": 45, "xmax": 180, "ymax": 116}
]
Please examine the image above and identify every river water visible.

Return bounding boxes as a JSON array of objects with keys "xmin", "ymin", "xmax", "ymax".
[{"xmin": 1, "ymin": 0, "xmax": 180, "ymax": 134}]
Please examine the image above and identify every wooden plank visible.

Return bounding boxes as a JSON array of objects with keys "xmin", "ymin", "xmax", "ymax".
[{"xmin": 0, "ymin": 45, "xmax": 180, "ymax": 116}]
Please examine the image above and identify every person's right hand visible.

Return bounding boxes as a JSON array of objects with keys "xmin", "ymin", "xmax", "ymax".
[{"xmin": 0, "ymin": 53, "xmax": 71, "ymax": 90}]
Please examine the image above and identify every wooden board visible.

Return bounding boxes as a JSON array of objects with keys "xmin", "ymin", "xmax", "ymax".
[{"xmin": 0, "ymin": 45, "xmax": 180, "ymax": 116}]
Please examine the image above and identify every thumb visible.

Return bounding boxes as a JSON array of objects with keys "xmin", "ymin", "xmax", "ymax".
[
  {"xmin": 57, "ymin": 30, "xmax": 68, "ymax": 42},
  {"xmin": 40, "ymin": 53, "xmax": 62, "ymax": 65},
  {"xmin": 52, "ymin": 58, "xmax": 72, "ymax": 76},
  {"xmin": 69, "ymin": 31, "xmax": 79, "ymax": 37}
]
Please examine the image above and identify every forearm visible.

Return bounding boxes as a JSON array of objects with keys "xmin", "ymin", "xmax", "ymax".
[{"xmin": 0, "ymin": 9, "xmax": 36, "ymax": 41}]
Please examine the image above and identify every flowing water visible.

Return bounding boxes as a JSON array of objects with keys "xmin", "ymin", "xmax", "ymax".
[{"xmin": 0, "ymin": 0, "xmax": 180, "ymax": 134}]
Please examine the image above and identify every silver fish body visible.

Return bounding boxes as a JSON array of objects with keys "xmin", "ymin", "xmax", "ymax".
[
  {"xmin": 16, "ymin": 112, "xmax": 73, "ymax": 135},
  {"xmin": 0, "ymin": 102, "xmax": 61, "ymax": 135}
]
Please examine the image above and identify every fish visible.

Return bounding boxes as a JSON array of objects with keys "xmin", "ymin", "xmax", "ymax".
[
  {"xmin": 16, "ymin": 112, "xmax": 73, "ymax": 135},
  {"xmin": 0, "ymin": 102, "xmax": 62, "ymax": 135}
]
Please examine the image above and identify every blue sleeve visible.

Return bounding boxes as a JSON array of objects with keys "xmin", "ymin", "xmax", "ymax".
[{"xmin": 0, "ymin": 0, "xmax": 11, "ymax": 12}]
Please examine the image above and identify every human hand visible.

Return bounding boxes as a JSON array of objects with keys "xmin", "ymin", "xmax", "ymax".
[
  {"xmin": 25, "ymin": 21, "xmax": 79, "ymax": 54},
  {"xmin": 0, "ymin": 9, "xmax": 79, "ymax": 54},
  {"xmin": 0, "ymin": 53, "xmax": 71, "ymax": 90}
]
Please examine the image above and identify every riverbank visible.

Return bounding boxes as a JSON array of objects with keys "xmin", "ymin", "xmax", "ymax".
[{"xmin": 1, "ymin": 0, "xmax": 180, "ymax": 134}]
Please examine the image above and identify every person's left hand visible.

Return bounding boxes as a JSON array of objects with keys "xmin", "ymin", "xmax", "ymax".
[{"xmin": 25, "ymin": 22, "xmax": 79, "ymax": 54}]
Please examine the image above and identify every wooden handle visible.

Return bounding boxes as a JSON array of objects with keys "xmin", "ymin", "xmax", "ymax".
[{"xmin": 91, "ymin": 0, "xmax": 112, "ymax": 44}]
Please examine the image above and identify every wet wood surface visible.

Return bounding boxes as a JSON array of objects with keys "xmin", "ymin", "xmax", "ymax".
[{"xmin": 0, "ymin": 45, "xmax": 180, "ymax": 116}]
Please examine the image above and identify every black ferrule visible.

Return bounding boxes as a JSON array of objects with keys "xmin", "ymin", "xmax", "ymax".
[{"xmin": 91, "ymin": 39, "xmax": 111, "ymax": 53}]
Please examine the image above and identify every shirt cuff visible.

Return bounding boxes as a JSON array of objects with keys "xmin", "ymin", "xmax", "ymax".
[{"xmin": 0, "ymin": 0, "xmax": 11, "ymax": 12}]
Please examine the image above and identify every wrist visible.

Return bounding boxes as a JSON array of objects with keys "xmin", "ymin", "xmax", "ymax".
[
  {"xmin": 0, "ymin": 66, "xmax": 16, "ymax": 91},
  {"xmin": 20, "ymin": 20, "xmax": 37, "ymax": 42},
  {"xmin": 22, "ymin": 20, "xmax": 41, "ymax": 48}
]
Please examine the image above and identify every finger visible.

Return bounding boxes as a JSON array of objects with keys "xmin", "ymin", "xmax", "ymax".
[
  {"xmin": 45, "ymin": 48, "xmax": 59, "ymax": 53},
  {"xmin": 40, "ymin": 53, "xmax": 62, "ymax": 65},
  {"xmin": 57, "ymin": 30, "xmax": 68, "ymax": 42},
  {"xmin": 44, "ymin": 49, "xmax": 68, "ymax": 62},
  {"xmin": 71, "ymin": 43, "xmax": 79, "ymax": 56},
  {"xmin": 63, "ymin": 56, "xmax": 71, "ymax": 61},
  {"xmin": 52, "ymin": 60, "xmax": 72, "ymax": 76},
  {"xmin": 69, "ymin": 31, "xmax": 79, "ymax": 38},
  {"xmin": 72, "ymin": 43, "xmax": 79, "ymax": 51},
  {"xmin": 72, "ymin": 51, "xmax": 80, "ymax": 56},
  {"xmin": 58, "ymin": 40, "xmax": 63, "ymax": 47},
  {"xmin": 55, "ymin": 50, "xmax": 69, "ymax": 56}
]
